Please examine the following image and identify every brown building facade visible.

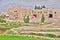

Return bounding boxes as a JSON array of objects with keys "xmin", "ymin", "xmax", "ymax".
[{"xmin": 5, "ymin": 7, "xmax": 60, "ymax": 23}]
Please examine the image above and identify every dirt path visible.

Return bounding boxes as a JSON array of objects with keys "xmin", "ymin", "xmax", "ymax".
[
  {"xmin": 11, "ymin": 26, "xmax": 60, "ymax": 35},
  {"xmin": 11, "ymin": 26, "xmax": 60, "ymax": 31}
]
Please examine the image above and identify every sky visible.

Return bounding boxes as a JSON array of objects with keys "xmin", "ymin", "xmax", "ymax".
[{"xmin": 0, "ymin": 0, "xmax": 60, "ymax": 11}]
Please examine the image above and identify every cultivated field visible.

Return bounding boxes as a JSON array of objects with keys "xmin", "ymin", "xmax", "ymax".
[{"xmin": 0, "ymin": 36, "xmax": 51, "ymax": 40}]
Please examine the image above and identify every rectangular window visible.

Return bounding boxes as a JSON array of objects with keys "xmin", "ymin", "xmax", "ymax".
[{"xmin": 49, "ymin": 14, "xmax": 53, "ymax": 18}]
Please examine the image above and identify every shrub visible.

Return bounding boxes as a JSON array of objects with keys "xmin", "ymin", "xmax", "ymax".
[
  {"xmin": 6, "ymin": 29, "xmax": 14, "ymax": 34},
  {"xmin": 23, "ymin": 15, "xmax": 29, "ymax": 23},
  {"xmin": 30, "ymin": 33, "xmax": 36, "ymax": 35},
  {"xmin": 45, "ymin": 34, "xmax": 56, "ymax": 38},
  {"xmin": 37, "ymin": 33, "xmax": 44, "ymax": 36},
  {"xmin": 0, "ymin": 17, "xmax": 6, "ymax": 23},
  {"xmin": 57, "ymin": 35, "xmax": 60, "ymax": 38},
  {"xmin": 30, "ymin": 33, "xmax": 44, "ymax": 36}
]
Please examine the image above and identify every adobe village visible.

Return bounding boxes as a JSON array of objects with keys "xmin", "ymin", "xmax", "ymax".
[
  {"xmin": 0, "ymin": 6, "xmax": 60, "ymax": 40},
  {"xmin": 3, "ymin": 6, "xmax": 60, "ymax": 23}
]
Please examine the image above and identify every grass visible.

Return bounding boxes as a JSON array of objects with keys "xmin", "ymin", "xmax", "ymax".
[
  {"xmin": 45, "ymin": 34, "xmax": 56, "ymax": 38},
  {"xmin": 0, "ymin": 36, "xmax": 52, "ymax": 40},
  {"xmin": 39, "ymin": 30, "xmax": 60, "ymax": 32},
  {"xmin": 30, "ymin": 33, "xmax": 44, "ymax": 36},
  {"xmin": 0, "ymin": 22, "xmax": 22, "ymax": 28},
  {"xmin": 20, "ymin": 22, "xmax": 51, "ymax": 26},
  {"xmin": 6, "ymin": 29, "xmax": 14, "ymax": 34},
  {"xmin": 0, "ymin": 22, "xmax": 51, "ymax": 28},
  {"xmin": 26, "ymin": 32, "xmax": 59, "ymax": 38}
]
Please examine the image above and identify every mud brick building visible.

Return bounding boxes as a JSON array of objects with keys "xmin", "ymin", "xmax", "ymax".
[{"xmin": 5, "ymin": 7, "xmax": 60, "ymax": 23}]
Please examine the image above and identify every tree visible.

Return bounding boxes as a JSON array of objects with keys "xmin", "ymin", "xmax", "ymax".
[
  {"xmin": 27, "ymin": 16, "xmax": 29, "ymax": 23},
  {"xmin": 34, "ymin": 5, "xmax": 46, "ymax": 10},
  {"xmin": 35, "ymin": 6, "xmax": 42, "ymax": 10},
  {"xmin": 35, "ymin": 5, "xmax": 37, "ymax": 9},
  {"xmin": 23, "ymin": 15, "xmax": 29, "ymax": 23},
  {"xmin": 41, "ymin": 14, "xmax": 45, "ymax": 23},
  {"xmin": 42, "ymin": 5, "xmax": 46, "ymax": 8}
]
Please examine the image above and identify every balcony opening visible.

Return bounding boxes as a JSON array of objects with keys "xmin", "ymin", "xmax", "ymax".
[
  {"xmin": 14, "ymin": 10, "xmax": 17, "ymax": 12},
  {"xmin": 55, "ymin": 12, "xmax": 56, "ymax": 14},
  {"xmin": 33, "ymin": 14, "xmax": 37, "ymax": 18}
]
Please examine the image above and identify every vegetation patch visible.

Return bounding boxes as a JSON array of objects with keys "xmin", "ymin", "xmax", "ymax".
[
  {"xmin": 57, "ymin": 35, "xmax": 60, "ymax": 38},
  {"xmin": 0, "ymin": 22, "xmax": 22, "ymax": 28},
  {"xmin": 45, "ymin": 34, "xmax": 56, "ymax": 38},
  {"xmin": 0, "ymin": 17, "xmax": 6, "ymax": 23},
  {"xmin": 6, "ymin": 29, "xmax": 14, "ymax": 34},
  {"xmin": 0, "ymin": 36, "xmax": 51, "ymax": 40},
  {"xmin": 23, "ymin": 15, "xmax": 29, "ymax": 23},
  {"xmin": 39, "ymin": 30, "xmax": 60, "ymax": 32},
  {"xmin": 30, "ymin": 33, "xmax": 44, "ymax": 36}
]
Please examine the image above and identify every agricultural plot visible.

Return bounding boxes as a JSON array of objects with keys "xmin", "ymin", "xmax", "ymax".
[{"xmin": 0, "ymin": 36, "xmax": 51, "ymax": 40}]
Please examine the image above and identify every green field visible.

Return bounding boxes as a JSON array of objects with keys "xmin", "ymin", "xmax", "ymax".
[{"xmin": 0, "ymin": 36, "xmax": 51, "ymax": 40}]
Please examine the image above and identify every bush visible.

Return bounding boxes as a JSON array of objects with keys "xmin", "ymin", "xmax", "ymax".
[
  {"xmin": 30, "ymin": 33, "xmax": 44, "ymax": 36},
  {"xmin": 30, "ymin": 33, "xmax": 36, "ymax": 35},
  {"xmin": 0, "ymin": 17, "xmax": 6, "ymax": 23},
  {"xmin": 37, "ymin": 33, "xmax": 44, "ymax": 36},
  {"xmin": 45, "ymin": 34, "xmax": 56, "ymax": 38},
  {"xmin": 57, "ymin": 35, "xmax": 60, "ymax": 38},
  {"xmin": 23, "ymin": 15, "xmax": 29, "ymax": 23},
  {"xmin": 6, "ymin": 29, "xmax": 14, "ymax": 34}
]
